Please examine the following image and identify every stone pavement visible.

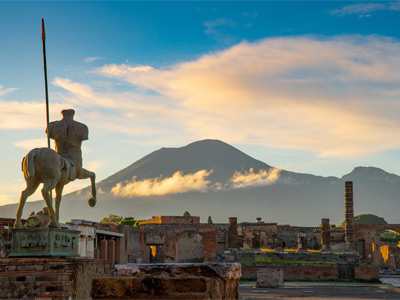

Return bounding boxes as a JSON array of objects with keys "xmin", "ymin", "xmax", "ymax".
[{"xmin": 239, "ymin": 281, "xmax": 400, "ymax": 300}]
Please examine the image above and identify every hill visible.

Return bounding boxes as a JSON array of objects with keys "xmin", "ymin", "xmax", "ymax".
[{"xmin": 1, "ymin": 140, "xmax": 399, "ymax": 226}]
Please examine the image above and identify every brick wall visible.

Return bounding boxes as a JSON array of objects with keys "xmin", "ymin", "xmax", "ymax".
[
  {"xmin": 0, "ymin": 258, "xmax": 112, "ymax": 299},
  {"xmin": 225, "ymin": 250, "xmax": 360, "ymax": 265},
  {"xmin": 354, "ymin": 265, "xmax": 380, "ymax": 280},
  {"xmin": 241, "ymin": 263, "xmax": 339, "ymax": 280}
]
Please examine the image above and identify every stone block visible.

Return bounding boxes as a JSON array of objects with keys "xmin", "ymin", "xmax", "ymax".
[
  {"xmin": 256, "ymin": 268, "xmax": 284, "ymax": 288},
  {"xmin": 93, "ymin": 263, "xmax": 241, "ymax": 299},
  {"xmin": 10, "ymin": 228, "xmax": 80, "ymax": 257}
]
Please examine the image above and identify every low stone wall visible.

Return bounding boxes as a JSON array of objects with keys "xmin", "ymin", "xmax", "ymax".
[
  {"xmin": 0, "ymin": 258, "xmax": 112, "ymax": 299},
  {"xmin": 354, "ymin": 265, "xmax": 380, "ymax": 280},
  {"xmin": 224, "ymin": 249, "xmax": 360, "ymax": 265},
  {"xmin": 92, "ymin": 263, "xmax": 241, "ymax": 299},
  {"xmin": 242, "ymin": 263, "xmax": 339, "ymax": 281}
]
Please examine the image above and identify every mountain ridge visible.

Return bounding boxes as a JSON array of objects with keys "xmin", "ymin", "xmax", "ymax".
[{"xmin": 1, "ymin": 139, "xmax": 399, "ymax": 226}]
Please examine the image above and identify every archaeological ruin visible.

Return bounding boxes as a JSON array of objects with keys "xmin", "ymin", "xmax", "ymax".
[{"xmin": 1, "ymin": 180, "xmax": 400, "ymax": 298}]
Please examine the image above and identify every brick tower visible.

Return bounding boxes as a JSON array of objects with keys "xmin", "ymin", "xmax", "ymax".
[{"xmin": 344, "ymin": 181, "xmax": 355, "ymax": 251}]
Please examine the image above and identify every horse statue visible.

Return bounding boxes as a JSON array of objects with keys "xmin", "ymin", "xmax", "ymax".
[{"xmin": 14, "ymin": 109, "xmax": 96, "ymax": 229}]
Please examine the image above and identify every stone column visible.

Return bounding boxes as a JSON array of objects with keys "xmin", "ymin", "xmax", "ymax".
[
  {"xmin": 79, "ymin": 235, "xmax": 87, "ymax": 257},
  {"xmin": 86, "ymin": 236, "xmax": 95, "ymax": 258},
  {"xmin": 321, "ymin": 218, "xmax": 331, "ymax": 251},
  {"xmin": 115, "ymin": 236, "xmax": 125, "ymax": 264},
  {"xmin": 100, "ymin": 240, "xmax": 108, "ymax": 260},
  {"xmin": 345, "ymin": 181, "xmax": 355, "ymax": 251},
  {"xmin": 228, "ymin": 217, "xmax": 238, "ymax": 249},
  {"xmin": 108, "ymin": 240, "xmax": 116, "ymax": 264}
]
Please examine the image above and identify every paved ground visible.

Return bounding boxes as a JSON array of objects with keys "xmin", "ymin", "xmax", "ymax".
[{"xmin": 239, "ymin": 281, "xmax": 400, "ymax": 300}]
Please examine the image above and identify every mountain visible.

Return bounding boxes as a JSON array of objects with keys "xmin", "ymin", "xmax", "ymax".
[{"xmin": 1, "ymin": 140, "xmax": 399, "ymax": 226}]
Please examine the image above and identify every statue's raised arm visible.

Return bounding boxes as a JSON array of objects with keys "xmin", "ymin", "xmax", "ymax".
[{"xmin": 14, "ymin": 109, "xmax": 97, "ymax": 229}]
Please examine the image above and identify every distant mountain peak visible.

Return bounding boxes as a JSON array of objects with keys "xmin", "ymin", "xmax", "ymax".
[{"xmin": 342, "ymin": 166, "xmax": 400, "ymax": 183}]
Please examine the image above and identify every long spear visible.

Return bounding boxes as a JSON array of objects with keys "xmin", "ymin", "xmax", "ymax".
[
  {"xmin": 42, "ymin": 18, "xmax": 50, "ymax": 149},
  {"xmin": 42, "ymin": 19, "xmax": 53, "ymax": 206}
]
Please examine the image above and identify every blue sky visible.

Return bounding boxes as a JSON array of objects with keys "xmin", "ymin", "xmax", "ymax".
[{"xmin": 1, "ymin": 1, "xmax": 400, "ymax": 206}]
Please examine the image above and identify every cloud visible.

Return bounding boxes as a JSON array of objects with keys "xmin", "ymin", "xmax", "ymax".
[
  {"xmin": 0, "ymin": 85, "xmax": 18, "ymax": 97},
  {"xmin": 0, "ymin": 194, "xmax": 14, "ymax": 205},
  {"xmin": 94, "ymin": 35, "xmax": 400, "ymax": 158},
  {"xmin": 330, "ymin": 1, "xmax": 400, "ymax": 17},
  {"xmin": 203, "ymin": 18, "xmax": 235, "ymax": 36},
  {"xmin": 111, "ymin": 170, "xmax": 212, "ymax": 197},
  {"xmin": 13, "ymin": 138, "xmax": 48, "ymax": 150},
  {"xmin": 229, "ymin": 168, "xmax": 281, "ymax": 189},
  {"xmin": 0, "ymin": 100, "xmax": 67, "ymax": 130},
  {"xmin": 84, "ymin": 57, "xmax": 103, "ymax": 63}
]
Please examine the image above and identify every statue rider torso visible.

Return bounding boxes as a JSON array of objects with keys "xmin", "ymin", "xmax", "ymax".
[{"xmin": 47, "ymin": 109, "xmax": 88, "ymax": 179}]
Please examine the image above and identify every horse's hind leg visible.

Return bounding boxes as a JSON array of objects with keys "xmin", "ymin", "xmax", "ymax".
[
  {"xmin": 41, "ymin": 180, "xmax": 60, "ymax": 228},
  {"xmin": 78, "ymin": 168, "xmax": 97, "ymax": 207},
  {"xmin": 14, "ymin": 180, "xmax": 40, "ymax": 228},
  {"xmin": 54, "ymin": 184, "xmax": 64, "ymax": 224}
]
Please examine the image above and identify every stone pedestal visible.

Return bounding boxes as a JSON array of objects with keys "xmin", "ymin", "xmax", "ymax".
[
  {"xmin": 92, "ymin": 263, "xmax": 241, "ymax": 299},
  {"xmin": 256, "ymin": 268, "xmax": 284, "ymax": 288},
  {"xmin": 9, "ymin": 228, "xmax": 80, "ymax": 257}
]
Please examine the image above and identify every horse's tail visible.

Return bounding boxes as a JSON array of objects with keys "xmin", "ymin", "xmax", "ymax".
[{"xmin": 22, "ymin": 149, "xmax": 36, "ymax": 178}]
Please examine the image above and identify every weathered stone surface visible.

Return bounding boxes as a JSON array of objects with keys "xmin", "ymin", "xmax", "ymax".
[
  {"xmin": 256, "ymin": 268, "xmax": 284, "ymax": 288},
  {"xmin": 92, "ymin": 263, "xmax": 241, "ymax": 299},
  {"xmin": 0, "ymin": 258, "xmax": 112, "ymax": 299},
  {"xmin": 10, "ymin": 228, "xmax": 80, "ymax": 257}
]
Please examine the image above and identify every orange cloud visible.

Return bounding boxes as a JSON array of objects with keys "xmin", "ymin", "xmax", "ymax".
[
  {"xmin": 111, "ymin": 170, "xmax": 212, "ymax": 197},
  {"xmin": 95, "ymin": 35, "xmax": 400, "ymax": 158},
  {"xmin": 230, "ymin": 168, "xmax": 281, "ymax": 188}
]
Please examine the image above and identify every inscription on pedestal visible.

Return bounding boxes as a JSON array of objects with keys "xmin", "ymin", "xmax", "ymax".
[{"xmin": 10, "ymin": 228, "xmax": 80, "ymax": 257}]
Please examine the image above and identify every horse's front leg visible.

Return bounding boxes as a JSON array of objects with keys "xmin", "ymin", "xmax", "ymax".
[
  {"xmin": 42, "ymin": 180, "xmax": 60, "ymax": 228},
  {"xmin": 14, "ymin": 180, "xmax": 40, "ymax": 228},
  {"xmin": 78, "ymin": 168, "xmax": 97, "ymax": 207},
  {"xmin": 55, "ymin": 184, "xmax": 64, "ymax": 223}
]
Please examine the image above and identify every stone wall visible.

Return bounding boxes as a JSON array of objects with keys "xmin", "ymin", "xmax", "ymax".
[
  {"xmin": 354, "ymin": 265, "xmax": 380, "ymax": 280},
  {"xmin": 139, "ymin": 216, "xmax": 200, "ymax": 225},
  {"xmin": 92, "ymin": 263, "xmax": 241, "ymax": 299},
  {"xmin": 139, "ymin": 224, "xmax": 217, "ymax": 263},
  {"xmin": 241, "ymin": 263, "xmax": 339, "ymax": 280},
  {"xmin": 0, "ymin": 258, "xmax": 112, "ymax": 299},
  {"xmin": 354, "ymin": 223, "xmax": 400, "ymax": 266},
  {"xmin": 223, "ymin": 250, "xmax": 360, "ymax": 265},
  {"xmin": 238, "ymin": 222, "xmax": 277, "ymax": 249},
  {"xmin": 277, "ymin": 226, "xmax": 316, "ymax": 249}
]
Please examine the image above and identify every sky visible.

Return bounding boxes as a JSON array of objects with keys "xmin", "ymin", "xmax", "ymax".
[{"xmin": 1, "ymin": 1, "xmax": 400, "ymax": 206}]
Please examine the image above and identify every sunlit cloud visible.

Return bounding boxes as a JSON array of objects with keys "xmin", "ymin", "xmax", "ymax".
[
  {"xmin": 111, "ymin": 170, "xmax": 212, "ymax": 197},
  {"xmin": 95, "ymin": 35, "xmax": 400, "ymax": 158},
  {"xmin": 85, "ymin": 160, "xmax": 102, "ymax": 173},
  {"xmin": 13, "ymin": 138, "xmax": 48, "ymax": 150},
  {"xmin": 229, "ymin": 168, "xmax": 281, "ymax": 189},
  {"xmin": 0, "ymin": 101, "xmax": 66, "ymax": 130},
  {"xmin": 0, "ymin": 85, "xmax": 18, "ymax": 97},
  {"xmin": 84, "ymin": 57, "xmax": 103, "ymax": 63},
  {"xmin": 0, "ymin": 194, "xmax": 14, "ymax": 206},
  {"xmin": 330, "ymin": 1, "xmax": 400, "ymax": 17},
  {"xmin": 203, "ymin": 18, "xmax": 235, "ymax": 35},
  {"xmin": 52, "ymin": 77, "xmax": 117, "ymax": 108}
]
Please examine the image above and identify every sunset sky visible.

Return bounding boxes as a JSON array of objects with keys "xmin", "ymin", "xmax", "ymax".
[{"xmin": 1, "ymin": 1, "xmax": 400, "ymax": 206}]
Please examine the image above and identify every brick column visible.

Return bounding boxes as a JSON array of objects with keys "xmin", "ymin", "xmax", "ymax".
[
  {"xmin": 100, "ymin": 240, "xmax": 108, "ymax": 261},
  {"xmin": 228, "ymin": 217, "xmax": 238, "ymax": 248},
  {"xmin": 321, "ymin": 218, "xmax": 331, "ymax": 250},
  {"xmin": 345, "ymin": 181, "xmax": 355, "ymax": 251},
  {"xmin": 108, "ymin": 240, "xmax": 116, "ymax": 264},
  {"xmin": 115, "ymin": 237, "xmax": 125, "ymax": 264}
]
